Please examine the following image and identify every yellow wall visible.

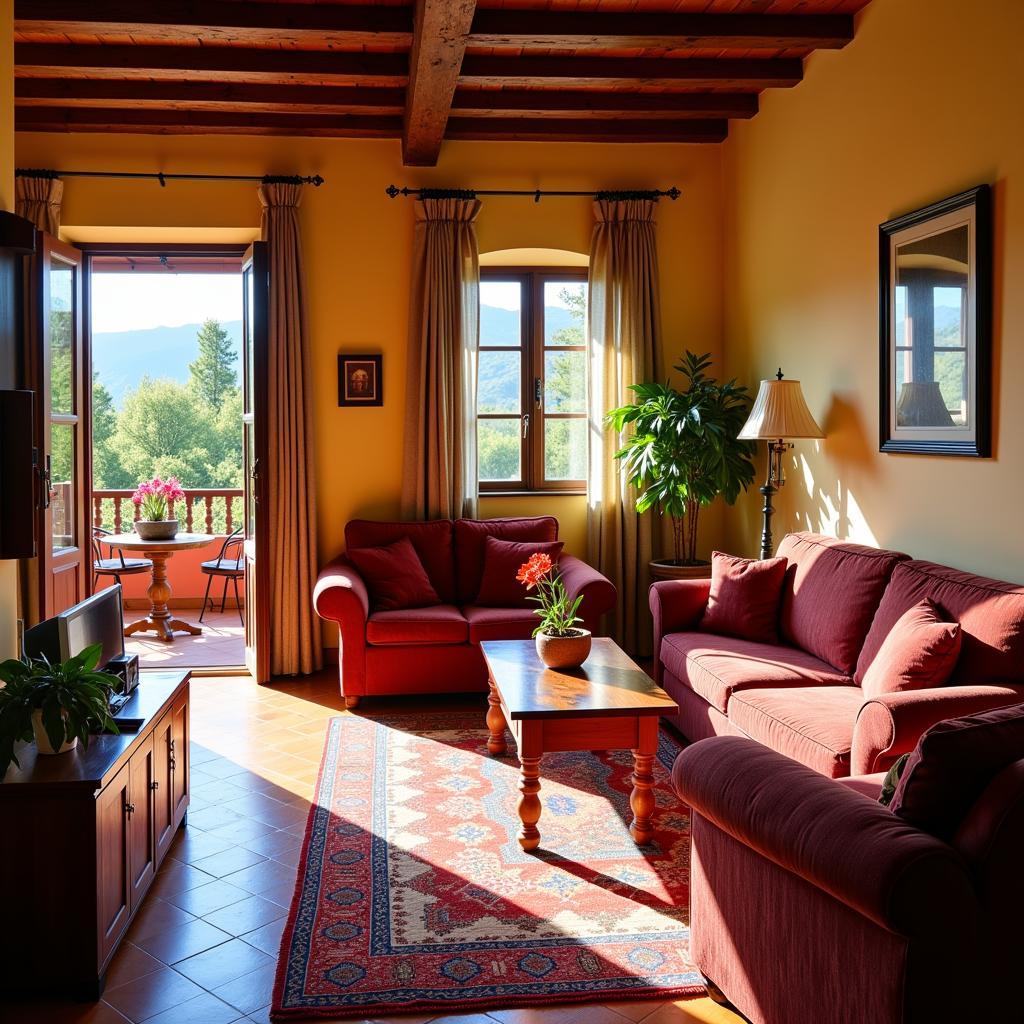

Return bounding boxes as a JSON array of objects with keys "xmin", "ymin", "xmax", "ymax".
[
  {"xmin": 13, "ymin": 132, "xmax": 727, "ymax": 640},
  {"xmin": 0, "ymin": 0, "xmax": 17, "ymax": 659},
  {"xmin": 722, "ymin": 0, "xmax": 1024, "ymax": 582}
]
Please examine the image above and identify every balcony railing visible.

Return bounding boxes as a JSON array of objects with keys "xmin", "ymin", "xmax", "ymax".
[{"xmin": 92, "ymin": 488, "xmax": 243, "ymax": 536}]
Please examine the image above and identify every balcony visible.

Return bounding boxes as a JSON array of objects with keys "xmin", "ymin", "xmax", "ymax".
[{"xmin": 92, "ymin": 488, "xmax": 245, "ymax": 669}]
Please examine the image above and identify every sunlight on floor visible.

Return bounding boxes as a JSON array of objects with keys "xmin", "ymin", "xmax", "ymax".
[{"xmin": 126, "ymin": 607, "xmax": 245, "ymax": 670}]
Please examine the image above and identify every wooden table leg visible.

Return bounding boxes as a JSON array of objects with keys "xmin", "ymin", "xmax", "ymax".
[
  {"xmin": 517, "ymin": 721, "xmax": 543, "ymax": 852},
  {"xmin": 123, "ymin": 551, "xmax": 203, "ymax": 643},
  {"xmin": 486, "ymin": 676, "xmax": 508, "ymax": 755},
  {"xmin": 630, "ymin": 716, "xmax": 659, "ymax": 845}
]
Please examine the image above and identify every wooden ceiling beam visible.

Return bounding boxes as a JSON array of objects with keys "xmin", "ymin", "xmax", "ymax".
[
  {"xmin": 445, "ymin": 117, "xmax": 728, "ymax": 144},
  {"xmin": 16, "ymin": 79, "xmax": 407, "ymax": 115},
  {"xmin": 451, "ymin": 89, "xmax": 757, "ymax": 120},
  {"xmin": 14, "ymin": 44, "xmax": 408, "ymax": 86},
  {"xmin": 15, "ymin": 105, "xmax": 403, "ymax": 137},
  {"xmin": 403, "ymin": 0, "xmax": 478, "ymax": 167},
  {"xmin": 467, "ymin": 11, "xmax": 852, "ymax": 51},
  {"xmin": 14, "ymin": 1, "xmax": 412, "ymax": 48},
  {"xmin": 458, "ymin": 56, "xmax": 802, "ymax": 90}
]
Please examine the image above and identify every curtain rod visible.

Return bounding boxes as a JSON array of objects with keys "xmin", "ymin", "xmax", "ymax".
[
  {"xmin": 385, "ymin": 184, "xmax": 680, "ymax": 202},
  {"xmin": 15, "ymin": 168, "xmax": 325, "ymax": 187}
]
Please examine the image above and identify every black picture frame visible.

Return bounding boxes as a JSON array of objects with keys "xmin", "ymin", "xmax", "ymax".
[
  {"xmin": 338, "ymin": 354, "xmax": 383, "ymax": 407},
  {"xmin": 879, "ymin": 185, "xmax": 992, "ymax": 457}
]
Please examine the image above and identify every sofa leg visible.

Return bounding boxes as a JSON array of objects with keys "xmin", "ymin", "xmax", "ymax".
[
  {"xmin": 705, "ymin": 976, "xmax": 734, "ymax": 1009},
  {"xmin": 344, "ymin": 695, "xmax": 361, "ymax": 710}
]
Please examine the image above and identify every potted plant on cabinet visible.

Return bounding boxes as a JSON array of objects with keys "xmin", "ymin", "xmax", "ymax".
[
  {"xmin": 0, "ymin": 643, "xmax": 119, "ymax": 776},
  {"xmin": 606, "ymin": 351, "xmax": 756, "ymax": 581},
  {"xmin": 132, "ymin": 475, "xmax": 185, "ymax": 541},
  {"xmin": 517, "ymin": 553, "xmax": 591, "ymax": 669}
]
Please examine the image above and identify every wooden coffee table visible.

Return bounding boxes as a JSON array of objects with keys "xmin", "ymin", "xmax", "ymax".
[{"xmin": 480, "ymin": 638, "xmax": 679, "ymax": 851}]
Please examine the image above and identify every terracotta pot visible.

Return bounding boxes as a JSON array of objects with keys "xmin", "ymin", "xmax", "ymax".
[
  {"xmin": 648, "ymin": 559, "xmax": 712, "ymax": 583},
  {"xmin": 535, "ymin": 629, "xmax": 592, "ymax": 669},
  {"xmin": 31, "ymin": 710, "xmax": 78, "ymax": 756},
  {"xmin": 135, "ymin": 519, "xmax": 179, "ymax": 541}
]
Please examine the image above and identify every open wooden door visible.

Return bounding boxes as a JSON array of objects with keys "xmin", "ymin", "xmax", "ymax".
[
  {"xmin": 26, "ymin": 234, "xmax": 89, "ymax": 620},
  {"xmin": 242, "ymin": 243, "xmax": 270, "ymax": 682}
]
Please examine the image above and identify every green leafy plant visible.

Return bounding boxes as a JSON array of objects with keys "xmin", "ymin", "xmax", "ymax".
[
  {"xmin": 517, "ymin": 553, "xmax": 585, "ymax": 637},
  {"xmin": 606, "ymin": 351, "xmax": 757, "ymax": 566},
  {"xmin": 0, "ymin": 643, "xmax": 119, "ymax": 776}
]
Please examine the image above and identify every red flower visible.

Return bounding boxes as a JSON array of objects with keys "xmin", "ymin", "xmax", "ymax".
[{"xmin": 516, "ymin": 553, "xmax": 553, "ymax": 590}]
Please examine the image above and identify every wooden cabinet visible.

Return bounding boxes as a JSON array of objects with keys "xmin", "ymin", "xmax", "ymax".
[{"xmin": 0, "ymin": 672, "xmax": 190, "ymax": 998}]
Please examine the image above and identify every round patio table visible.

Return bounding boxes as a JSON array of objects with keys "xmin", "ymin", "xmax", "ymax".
[{"xmin": 105, "ymin": 533, "xmax": 217, "ymax": 642}]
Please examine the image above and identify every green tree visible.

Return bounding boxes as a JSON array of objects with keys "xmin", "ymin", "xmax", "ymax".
[
  {"xmin": 188, "ymin": 318, "xmax": 237, "ymax": 408},
  {"xmin": 91, "ymin": 376, "xmax": 133, "ymax": 488}
]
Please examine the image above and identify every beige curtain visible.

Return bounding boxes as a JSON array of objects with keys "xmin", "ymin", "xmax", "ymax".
[
  {"xmin": 16, "ymin": 174, "xmax": 63, "ymax": 234},
  {"xmin": 259, "ymin": 182, "xmax": 322, "ymax": 676},
  {"xmin": 401, "ymin": 196, "xmax": 481, "ymax": 521},
  {"xmin": 586, "ymin": 198, "xmax": 663, "ymax": 656}
]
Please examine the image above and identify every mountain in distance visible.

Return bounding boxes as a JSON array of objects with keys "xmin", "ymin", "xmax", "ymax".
[
  {"xmin": 93, "ymin": 321, "xmax": 243, "ymax": 407},
  {"xmin": 92, "ymin": 304, "xmax": 580, "ymax": 410}
]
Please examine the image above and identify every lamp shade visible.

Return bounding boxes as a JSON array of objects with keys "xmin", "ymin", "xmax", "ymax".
[{"xmin": 738, "ymin": 378, "xmax": 824, "ymax": 440}]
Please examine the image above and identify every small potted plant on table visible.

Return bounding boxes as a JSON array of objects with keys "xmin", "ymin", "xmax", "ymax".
[
  {"xmin": 517, "ymin": 553, "xmax": 590, "ymax": 669},
  {"xmin": 606, "ymin": 351, "xmax": 756, "ymax": 581},
  {"xmin": 132, "ymin": 476, "xmax": 185, "ymax": 541},
  {"xmin": 0, "ymin": 643, "xmax": 119, "ymax": 775}
]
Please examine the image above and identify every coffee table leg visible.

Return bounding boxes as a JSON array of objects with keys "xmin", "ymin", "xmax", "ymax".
[
  {"xmin": 486, "ymin": 676, "xmax": 507, "ymax": 755},
  {"xmin": 630, "ymin": 717, "xmax": 659, "ymax": 845},
  {"xmin": 517, "ymin": 722, "xmax": 542, "ymax": 851}
]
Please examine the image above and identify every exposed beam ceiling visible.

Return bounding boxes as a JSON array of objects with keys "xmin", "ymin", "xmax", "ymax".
[{"xmin": 12, "ymin": 0, "xmax": 873, "ymax": 165}]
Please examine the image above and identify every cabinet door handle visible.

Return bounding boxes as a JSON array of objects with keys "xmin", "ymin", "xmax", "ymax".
[
  {"xmin": 169, "ymin": 757, "xmax": 177, "ymax": 772},
  {"xmin": 150, "ymin": 781, "xmax": 159, "ymax": 791},
  {"xmin": 125, "ymin": 802, "xmax": 136, "ymax": 817}
]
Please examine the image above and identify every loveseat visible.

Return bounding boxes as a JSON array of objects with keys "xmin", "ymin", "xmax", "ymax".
[
  {"xmin": 652, "ymin": 531, "xmax": 1024, "ymax": 777},
  {"xmin": 314, "ymin": 516, "xmax": 616, "ymax": 706},
  {"xmin": 674, "ymin": 702, "xmax": 1024, "ymax": 1023}
]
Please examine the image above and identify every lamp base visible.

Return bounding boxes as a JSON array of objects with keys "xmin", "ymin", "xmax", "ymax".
[{"xmin": 758, "ymin": 481, "xmax": 777, "ymax": 560}]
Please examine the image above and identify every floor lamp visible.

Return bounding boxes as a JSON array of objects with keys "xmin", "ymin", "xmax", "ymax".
[{"xmin": 738, "ymin": 370, "xmax": 824, "ymax": 559}]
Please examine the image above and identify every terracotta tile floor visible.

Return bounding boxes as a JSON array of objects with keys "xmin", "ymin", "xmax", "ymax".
[
  {"xmin": 124, "ymin": 608, "xmax": 245, "ymax": 670},
  {"xmin": 2, "ymin": 672, "xmax": 745, "ymax": 1024}
]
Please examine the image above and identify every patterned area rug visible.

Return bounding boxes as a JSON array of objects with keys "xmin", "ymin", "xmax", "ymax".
[{"xmin": 271, "ymin": 711, "xmax": 703, "ymax": 1020}]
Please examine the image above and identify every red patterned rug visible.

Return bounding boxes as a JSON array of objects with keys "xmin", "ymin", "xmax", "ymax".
[{"xmin": 271, "ymin": 710, "xmax": 703, "ymax": 1020}]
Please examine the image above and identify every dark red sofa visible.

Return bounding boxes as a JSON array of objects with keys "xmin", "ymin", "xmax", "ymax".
[
  {"xmin": 314, "ymin": 516, "xmax": 616, "ymax": 706},
  {"xmin": 674, "ymin": 726, "xmax": 1024, "ymax": 1023},
  {"xmin": 651, "ymin": 532, "xmax": 1024, "ymax": 778}
]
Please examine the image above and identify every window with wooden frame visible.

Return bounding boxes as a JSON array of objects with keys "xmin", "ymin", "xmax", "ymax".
[{"xmin": 477, "ymin": 269, "xmax": 588, "ymax": 494}]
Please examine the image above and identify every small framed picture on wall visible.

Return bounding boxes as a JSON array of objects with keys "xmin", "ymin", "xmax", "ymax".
[{"xmin": 338, "ymin": 354, "xmax": 383, "ymax": 407}]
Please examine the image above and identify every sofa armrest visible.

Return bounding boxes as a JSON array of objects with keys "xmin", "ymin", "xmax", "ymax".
[
  {"xmin": 852, "ymin": 685, "xmax": 1023, "ymax": 775},
  {"xmin": 558, "ymin": 555, "xmax": 616, "ymax": 633},
  {"xmin": 313, "ymin": 555, "xmax": 370, "ymax": 698},
  {"xmin": 649, "ymin": 579, "xmax": 711, "ymax": 683},
  {"xmin": 675, "ymin": 735, "xmax": 975, "ymax": 934}
]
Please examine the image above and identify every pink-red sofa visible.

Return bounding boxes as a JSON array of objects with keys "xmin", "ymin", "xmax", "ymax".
[
  {"xmin": 651, "ymin": 532, "xmax": 1024, "ymax": 777},
  {"xmin": 314, "ymin": 516, "xmax": 616, "ymax": 706},
  {"xmin": 674, "ymin": 720, "xmax": 1024, "ymax": 1023}
]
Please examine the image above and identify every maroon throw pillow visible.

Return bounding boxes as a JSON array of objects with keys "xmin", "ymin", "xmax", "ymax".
[
  {"xmin": 698, "ymin": 551, "xmax": 788, "ymax": 644},
  {"xmin": 860, "ymin": 599, "xmax": 961, "ymax": 698},
  {"xmin": 475, "ymin": 536, "xmax": 565, "ymax": 608},
  {"xmin": 347, "ymin": 536, "xmax": 440, "ymax": 612},
  {"xmin": 890, "ymin": 702, "xmax": 1024, "ymax": 842}
]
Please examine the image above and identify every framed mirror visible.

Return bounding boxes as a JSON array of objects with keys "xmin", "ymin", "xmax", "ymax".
[{"xmin": 879, "ymin": 185, "xmax": 991, "ymax": 456}]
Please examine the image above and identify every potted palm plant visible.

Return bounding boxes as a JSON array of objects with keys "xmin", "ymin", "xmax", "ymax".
[
  {"xmin": 0, "ymin": 643, "xmax": 119, "ymax": 776},
  {"xmin": 606, "ymin": 351, "xmax": 756, "ymax": 581}
]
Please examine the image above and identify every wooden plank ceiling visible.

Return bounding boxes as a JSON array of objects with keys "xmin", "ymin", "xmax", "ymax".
[{"xmin": 13, "ymin": 0, "xmax": 873, "ymax": 166}]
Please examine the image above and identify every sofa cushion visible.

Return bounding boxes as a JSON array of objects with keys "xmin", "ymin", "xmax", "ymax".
[
  {"xmin": 890, "ymin": 702, "xmax": 1024, "ymax": 842},
  {"xmin": 838, "ymin": 773, "xmax": 888, "ymax": 801},
  {"xmin": 660, "ymin": 632, "xmax": 851, "ymax": 715},
  {"xmin": 347, "ymin": 537, "xmax": 440, "ymax": 612},
  {"xmin": 463, "ymin": 605, "xmax": 539, "ymax": 644},
  {"xmin": 346, "ymin": 519, "xmax": 457, "ymax": 604},
  {"xmin": 475, "ymin": 537, "xmax": 564, "ymax": 608},
  {"xmin": 860, "ymin": 599, "xmax": 961, "ymax": 698},
  {"xmin": 366, "ymin": 605, "xmax": 468, "ymax": 646},
  {"xmin": 454, "ymin": 516, "xmax": 559, "ymax": 604},
  {"xmin": 856, "ymin": 559, "xmax": 1024, "ymax": 687},
  {"xmin": 776, "ymin": 532, "xmax": 906, "ymax": 674},
  {"xmin": 699, "ymin": 551, "xmax": 787, "ymax": 644},
  {"xmin": 728, "ymin": 686, "xmax": 865, "ymax": 778}
]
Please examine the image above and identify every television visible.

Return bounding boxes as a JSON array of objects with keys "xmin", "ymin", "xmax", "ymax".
[{"xmin": 23, "ymin": 585, "xmax": 125, "ymax": 668}]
